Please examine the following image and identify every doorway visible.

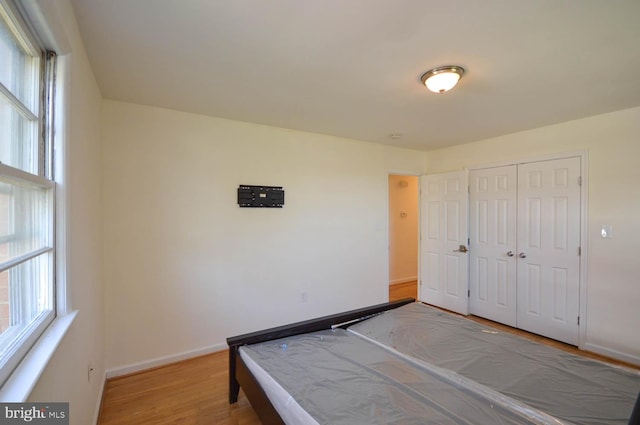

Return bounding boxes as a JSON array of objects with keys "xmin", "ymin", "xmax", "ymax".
[{"xmin": 388, "ymin": 175, "xmax": 419, "ymax": 302}]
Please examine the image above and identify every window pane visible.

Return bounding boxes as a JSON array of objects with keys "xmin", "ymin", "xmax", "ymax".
[
  {"xmin": 0, "ymin": 15, "xmax": 39, "ymax": 113},
  {"xmin": 0, "ymin": 2, "xmax": 54, "ymax": 388},
  {"xmin": 0, "ymin": 178, "xmax": 51, "ymax": 266},
  {"xmin": 0, "ymin": 253, "xmax": 52, "ymax": 354},
  {"xmin": 0, "ymin": 95, "xmax": 38, "ymax": 174}
]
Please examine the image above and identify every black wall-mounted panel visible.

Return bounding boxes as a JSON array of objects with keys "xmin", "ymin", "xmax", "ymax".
[{"xmin": 238, "ymin": 185, "xmax": 284, "ymax": 208}]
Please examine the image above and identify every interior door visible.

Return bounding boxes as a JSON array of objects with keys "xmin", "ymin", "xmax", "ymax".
[
  {"xmin": 516, "ymin": 157, "xmax": 581, "ymax": 345},
  {"xmin": 469, "ymin": 166, "xmax": 518, "ymax": 326},
  {"xmin": 420, "ymin": 171, "xmax": 469, "ymax": 315}
]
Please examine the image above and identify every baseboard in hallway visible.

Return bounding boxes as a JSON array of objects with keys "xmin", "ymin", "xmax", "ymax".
[{"xmin": 389, "ymin": 280, "xmax": 417, "ymax": 302}]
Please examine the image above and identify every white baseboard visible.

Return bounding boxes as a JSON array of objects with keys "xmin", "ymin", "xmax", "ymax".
[
  {"xmin": 389, "ymin": 276, "xmax": 417, "ymax": 286},
  {"xmin": 105, "ymin": 343, "xmax": 227, "ymax": 379},
  {"xmin": 93, "ymin": 370, "xmax": 107, "ymax": 425},
  {"xmin": 582, "ymin": 342, "xmax": 640, "ymax": 367}
]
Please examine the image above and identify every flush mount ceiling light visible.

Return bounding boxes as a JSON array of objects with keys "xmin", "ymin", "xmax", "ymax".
[{"xmin": 420, "ymin": 65, "xmax": 465, "ymax": 94}]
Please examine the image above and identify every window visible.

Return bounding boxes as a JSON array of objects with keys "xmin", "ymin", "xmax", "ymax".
[{"xmin": 0, "ymin": 1, "xmax": 56, "ymax": 386}]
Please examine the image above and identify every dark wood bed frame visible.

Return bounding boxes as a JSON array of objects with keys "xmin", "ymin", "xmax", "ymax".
[{"xmin": 226, "ymin": 298, "xmax": 415, "ymax": 425}]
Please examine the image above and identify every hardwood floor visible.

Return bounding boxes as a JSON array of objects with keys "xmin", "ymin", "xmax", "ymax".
[
  {"xmin": 389, "ymin": 280, "xmax": 417, "ymax": 302},
  {"xmin": 99, "ymin": 285, "xmax": 637, "ymax": 424},
  {"xmin": 97, "ymin": 350, "xmax": 261, "ymax": 425}
]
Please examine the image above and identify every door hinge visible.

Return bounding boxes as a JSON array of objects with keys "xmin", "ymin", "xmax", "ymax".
[
  {"xmin": 468, "ymin": 289, "xmax": 470, "ymax": 298},
  {"xmin": 578, "ymin": 176, "xmax": 582, "ymax": 186},
  {"xmin": 577, "ymin": 316, "xmax": 580, "ymax": 325},
  {"xmin": 578, "ymin": 246, "xmax": 581, "ymax": 256}
]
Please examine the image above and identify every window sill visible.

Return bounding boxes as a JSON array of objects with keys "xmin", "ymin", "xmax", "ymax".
[{"xmin": 0, "ymin": 310, "xmax": 77, "ymax": 401}]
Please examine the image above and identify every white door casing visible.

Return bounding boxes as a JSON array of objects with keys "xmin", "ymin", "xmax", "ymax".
[
  {"xmin": 516, "ymin": 157, "xmax": 581, "ymax": 345},
  {"xmin": 420, "ymin": 171, "xmax": 469, "ymax": 315},
  {"xmin": 469, "ymin": 166, "xmax": 518, "ymax": 326}
]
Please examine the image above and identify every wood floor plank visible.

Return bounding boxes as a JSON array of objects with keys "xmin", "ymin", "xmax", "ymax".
[{"xmin": 97, "ymin": 351, "xmax": 261, "ymax": 425}]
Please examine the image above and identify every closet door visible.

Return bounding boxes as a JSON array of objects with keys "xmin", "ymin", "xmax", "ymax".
[
  {"xmin": 516, "ymin": 157, "xmax": 581, "ymax": 345},
  {"xmin": 420, "ymin": 171, "xmax": 469, "ymax": 315},
  {"xmin": 469, "ymin": 166, "xmax": 517, "ymax": 326}
]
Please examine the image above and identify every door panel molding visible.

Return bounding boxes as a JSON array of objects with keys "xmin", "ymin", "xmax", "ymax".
[
  {"xmin": 468, "ymin": 153, "xmax": 586, "ymax": 346},
  {"xmin": 421, "ymin": 152, "xmax": 588, "ymax": 347},
  {"xmin": 420, "ymin": 170, "xmax": 469, "ymax": 315},
  {"xmin": 516, "ymin": 156, "xmax": 581, "ymax": 345},
  {"xmin": 469, "ymin": 165, "xmax": 518, "ymax": 326}
]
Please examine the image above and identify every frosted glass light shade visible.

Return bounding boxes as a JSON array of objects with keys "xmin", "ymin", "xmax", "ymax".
[{"xmin": 421, "ymin": 66, "xmax": 465, "ymax": 93}]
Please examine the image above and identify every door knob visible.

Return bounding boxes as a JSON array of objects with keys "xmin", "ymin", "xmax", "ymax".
[
  {"xmin": 518, "ymin": 252, "xmax": 527, "ymax": 258},
  {"xmin": 506, "ymin": 251, "xmax": 514, "ymax": 257},
  {"xmin": 454, "ymin": 245, "xmax": 468, "ymax": 253}
]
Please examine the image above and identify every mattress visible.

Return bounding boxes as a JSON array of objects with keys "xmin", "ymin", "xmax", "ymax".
[
  {"xmin": 349, "ymin": 302, "xmax": 640, "ymax": 425},
  {"xmin": 240, "ymin": 346, "xmax": 319, "ymax": 425},
  {"xmin": 240, "ymin": 327, "xmax": 567, "ymax": 425}
]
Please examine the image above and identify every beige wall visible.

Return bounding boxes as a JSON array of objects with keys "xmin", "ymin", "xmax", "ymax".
[
  {"xmin": 388, "ymin": 175, "xmax": 418, "ymax": 285},
  {"xmin": 102, "ymin": 102, "xmax": 640, "ymax": 370},
  {"xmin": 426, "ymin": 106, "xmax": 640, "ymax": 363},
  {"xmin": 27, "ymin": 1, "xmax": 105, "ymax": 424},
  {"xmin": 102, "ymin": 100, "xmax": 428, "ymax": 370}
]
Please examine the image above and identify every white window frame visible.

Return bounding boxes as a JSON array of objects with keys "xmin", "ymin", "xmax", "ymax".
[{"xmin": 0, "ymin": 0, "xmax": 57, "ymax": 390}]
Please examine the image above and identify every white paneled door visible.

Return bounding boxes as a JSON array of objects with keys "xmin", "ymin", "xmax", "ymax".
[
  {"xmin": 516, "ymin": 157, "xmax": 581, "ymax": 345},
  {"xmin": 420, "ymin": 171, "xmax": 469, "ymax": 315},
  {"xmin": 468, "ymin": 157, "xmax": 581, "ymax": 345},
  {"xmin": 469, "ymin": 166, "xmax": 518, "ymax": 327}
]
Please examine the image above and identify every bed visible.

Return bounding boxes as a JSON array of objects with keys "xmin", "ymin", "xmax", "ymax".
[{"xmin": 227, "ymin": 299, "xmax": 640, "ymax": 425}]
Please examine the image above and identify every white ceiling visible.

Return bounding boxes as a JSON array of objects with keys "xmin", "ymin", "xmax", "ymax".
[{"xmin": 69, "ymin": 0, "xmax": 640, "ymax": 150}]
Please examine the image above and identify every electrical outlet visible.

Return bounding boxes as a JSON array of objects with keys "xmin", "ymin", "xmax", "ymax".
[{"xmin": 300, "ymin": 291, "xmax": 308, "ymax": 303}]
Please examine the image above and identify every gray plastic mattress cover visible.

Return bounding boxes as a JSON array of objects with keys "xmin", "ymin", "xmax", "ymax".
[
  {"xmin": 349, "ymin": 302, "xmax": 640, "ymax": 425},
  {"xmin": 240, "ymin": 328, "xmax": 559, "ymax": 425}
]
